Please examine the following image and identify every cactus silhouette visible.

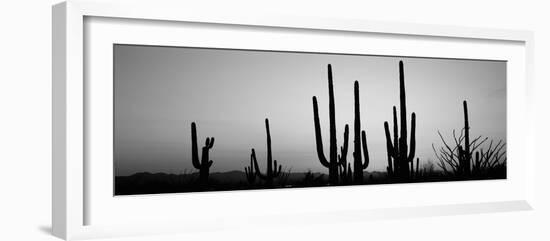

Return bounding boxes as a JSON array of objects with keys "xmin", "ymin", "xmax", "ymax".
[
  {"xmin": 191, "ymin": 122, "xmax": 215, "ymax": 185},
  {"xmin": 384, "ymin": 61, "xmax": 416, "ymax": 180},
  {"xmin": 352, "ymin": 81, "xmax": 370, "ymax": 184},
  {"xmin": 251, "ymin": 118, "xmax": 282, "ymax": 187},
  {"xmin": 244, "ymin": 153, "xmax": 256, "ymax": 185},
  {"xmin": 312, "ymin": 64, "xmax": 348, "ymax": 185},
  {"xmin": 337, "ymin": 125, "xmax": 352, "ymax": 184},
  {"xmin": 458, "ymin": 100, "xmax": 472, "ymax": 176}
]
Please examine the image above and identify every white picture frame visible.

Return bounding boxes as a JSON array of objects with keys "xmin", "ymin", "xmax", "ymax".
[{"xmin": 52, "ymin": 1, "xmax": 535, "ymax": 240}]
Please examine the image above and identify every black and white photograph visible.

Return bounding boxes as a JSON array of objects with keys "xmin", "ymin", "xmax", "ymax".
[{"xmin": 113, "ymin": 44, "xmax": 507, "ymax": 195}]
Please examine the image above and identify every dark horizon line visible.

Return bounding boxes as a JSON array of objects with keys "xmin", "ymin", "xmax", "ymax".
[{"xmin": 114, "ymin": 168, "xmax": 448, "ymax": 177}]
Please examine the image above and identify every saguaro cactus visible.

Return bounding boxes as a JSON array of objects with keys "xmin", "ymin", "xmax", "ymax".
[
  {"xmin": 384, "ymin": 61, "xmax": 416, "ymax": 180},
  {"xmin": 191, "ymin": 122, "xmax": 215, "ymax": 185},
  {"xmin": 312, "ymin": 64, "xmax": 348, "ymax": 185},
  {"xmin": 458, "ymin": 100, "xmax": 472, "ymax": 176},
  {"xmin": 338, "ymin": 125, "xmax": 352, "ymax": 184},
  {"xmin": 352, "ymin": 81, "xmax": 370, "ymax": 184},
  {"xmin": 244, "ymin": 154, "xmax": 256, "ymax": 184},
  {"xmin": 251, "ymin": 118, "xmax": 282, "ymax": 187}
]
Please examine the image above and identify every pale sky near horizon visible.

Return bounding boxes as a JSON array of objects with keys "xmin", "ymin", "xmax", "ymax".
[{"xmin": 114, "ymin": 44, "xmax": 506, "ymax": 176}]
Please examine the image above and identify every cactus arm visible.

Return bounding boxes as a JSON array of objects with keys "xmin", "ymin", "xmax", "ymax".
[
  {"xmin": 386, "ymin": 142, "xmax": 393, "ymax": 176},
  {"xmin": 392, "ymin": 106, "xmax": 399, "ymax": 153},
  {"xmin": 200, "ymin": 146, "xmax": 209, "ymax": 166},
  {"xmin": 384, "ymin": 122, "xmax": 396, "ymax": 158},
  {"xmin": 398, "ymin": 61, "xmax": 408, "ymax": 145},
  {"xmin": 407, "ymin": 112, "xmax": 416, "ymax": 162},
  {"xmin": 191, "ymin": 122, "xmax": 201, "ymax": 169},
  {"xmin": 205, "ymin": 137, "xmax": 215, "ymax": 150},
  {"xmin": 463, "ymin": 100, "xmax": 471, "ymax": 174},
  {"xmin": 327, "ymin": 64, "xmax": 338, "ymax": 171},
  {"xmin": 251, "ymin": 149, "xmax": 267, "ymax": 179},
  {"xmin": 265, "ymin": 118, "xmax": 274, "ymax": 176},
  {"xmin": 273, "ymin": 161, "xmax": 282, "ymax": 177},
  {"xmin": 339, "ymin": 124, "xmax": 349, "ymax": 165},
  {"xmin": 273, "ymin": 160, "xmax": 279, "ymax": 177},
  {"xmin": 245, "ymin": 153, "xmax": 256, "ymax": 183},
  {"xmin": 361, "ymin": 130, "xmax": 369, "ymax": 169},
  {"xmin": 312, "ymin": 96, "xmax": 330, "ymax": 168},
  {"xmin": 208, "ymin": 137, "xmax": 215, "ymax": 149}
]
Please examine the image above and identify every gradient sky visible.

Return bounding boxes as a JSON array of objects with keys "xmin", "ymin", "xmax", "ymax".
[{"xmin": 114, "ymin": 44, "xmax": 506, "ymax": 176}]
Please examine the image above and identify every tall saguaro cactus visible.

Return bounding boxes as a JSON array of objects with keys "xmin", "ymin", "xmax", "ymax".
[
  {"xmin": 384, "ymin": 61, "xmax": 416, "ymax": 180},
  {"xmin": 457, "ymin": 100, "xmax": 472, "ymax": 176},
  {"xmin": 352, "ymin": 81, "xmax": 370, "ymax": 184},
  {"xmin": 191, "ymin": 122, "xmax": 215, "ymax": 185},
  {"xmin": 312, "ymin": 64, "xmax": 348, "ymax": 185},
  {"xmin": 460, "ymin": 100, "xmax": 472, "ymax": 176},
  {"xmin": 252, "ymin": 118, "xmax": 282, "ymax": 187}
]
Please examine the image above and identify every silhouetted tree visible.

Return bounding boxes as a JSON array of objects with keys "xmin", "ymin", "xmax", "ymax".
[
  {"xmin": 472, "ymin": 140, "xmax": 506, "ymax": 176},
  {"xmin": 191, "ymin": 122, "xmax": 215, "ymax": 185}
]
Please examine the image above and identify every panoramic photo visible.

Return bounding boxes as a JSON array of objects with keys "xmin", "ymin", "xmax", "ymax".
[{"xmin": 113, "ymin": 44, "xmax": 506, "ymax": 195}]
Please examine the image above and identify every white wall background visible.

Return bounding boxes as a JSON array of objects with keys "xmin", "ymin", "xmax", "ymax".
[{"xmin": 0, "ymin": 0, "xmax": 548, "ymax": 240}]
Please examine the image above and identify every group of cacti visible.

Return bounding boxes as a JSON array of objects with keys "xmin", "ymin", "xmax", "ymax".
[
  {"xmin": 192, "ymin": 118, "xmax": 284, "ymax": 187},
  {"xmin": 312, "ymin": 65, "xmax": 371, "ymax": 185},
  {"xmin": 188, "ymin": 59, "xmax": 503, "ymax": 188},
  {"xmin": 312, "ymin": 61, "xmax": 419, "ymax": 184}
]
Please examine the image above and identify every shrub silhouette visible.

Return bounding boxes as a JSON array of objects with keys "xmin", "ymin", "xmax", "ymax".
[
  {"xmin": 300, "ymin": 170, "xmax": 326, "ymax": 187},
  {"xmin": 433, "ymin": 100, "xmax": 506, "ymax": 177},
  {"xmin": 191, "ymin": 122, "xmax": 215, "ymax": 185},
  {"xmin": 433, "ymin": 100, "xmax": 485, "ymax": 176},
  {"xmin": 384, "ymin": 61, "xmax": 417, "ymax": 180},
  {"xmin": 312, "ymin": 64, "xmax": 350, "ymax": 185},
  {"xmin": 472, "ymin": 140, "xmax": 506, "ymax": 177},
  {"xmin": 277, "ymin": 167, "xmax": 292, "ymax": 187},
  {"xmin": 251, "ymin": 118, "xmax": 283, "ymax": 187},
  {"xmin": 351, "ymin": 80, "xmax": 370, "ymax": 184}
]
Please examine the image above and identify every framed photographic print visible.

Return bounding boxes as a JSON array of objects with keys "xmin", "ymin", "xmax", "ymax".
[
  {"xmin": 53, "ymin": 1, "xmax": 535, "ymax": 240},
  {"xmin": 113, "ymin": 45, "xmax": 507, "ymax": 195}
]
